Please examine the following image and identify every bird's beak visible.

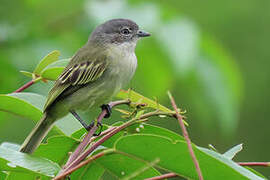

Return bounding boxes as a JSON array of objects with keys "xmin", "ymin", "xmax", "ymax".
[{"xmin": 137, "ymin": 30, "xmax": 151, "ymax": 37}]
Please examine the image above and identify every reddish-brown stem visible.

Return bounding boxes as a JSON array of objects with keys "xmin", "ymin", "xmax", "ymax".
[
  {"xmin": 90, "ymin": 126, "xmax": 117, "ymax": 142},
  {"xmin": 145, "ymin": 173, "xmax": 178, "ymax": 180},
  {"xmin": 238, "ymin": 162, "xmax": 270, "ymax": 167},
  {"xmin": 63, "ymin": 100, "xmax": 130, "ymax": 169},
  {"xmin": 168, "ymin": 92, "xmax": 204, "ymax": 180},
  {"xmin": 54, "ymin": 151, "xmax": 106, "ymax": 180},
  {"xmin": 64, "ymin": 117, "xmax": 134, "ymax": 171},
  {"xmin": 13, "ymin": 80, "xmax": 34, "ymax": 93},
  {"xmin": 65, "ymin": 110, "xmax": 106, "ymax": 166},
  {"xmin": 63, "ymin": 110, "xmax": 169, "ymax": 172}
]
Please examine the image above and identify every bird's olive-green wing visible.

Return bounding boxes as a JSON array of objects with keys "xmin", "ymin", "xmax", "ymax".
[{"xmin": 43, "ymin": 57, "xmax": 108, "ymax": 111}]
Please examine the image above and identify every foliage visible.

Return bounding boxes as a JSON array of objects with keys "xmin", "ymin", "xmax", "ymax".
[
  {"xmin": 0, "ymin": 52, "xmax": 266, "ymax": 179},
  {"xmin": 1, "ymin": 0, "xmax": 269, "ymax": 178}
]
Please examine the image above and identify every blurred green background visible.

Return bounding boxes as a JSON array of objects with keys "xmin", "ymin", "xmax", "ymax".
[{"xmin": 0, "ymin": 0, "xmax": 269, "ymax": 177}]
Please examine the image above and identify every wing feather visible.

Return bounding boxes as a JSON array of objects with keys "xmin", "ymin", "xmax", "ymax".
[{"xmin": 43, "ymin": 56, "xmax": 108, "ymax": 111}]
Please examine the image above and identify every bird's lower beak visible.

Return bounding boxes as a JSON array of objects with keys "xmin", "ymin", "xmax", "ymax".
[{"xmin": 137, "ymin": 30, "xmax": 151, "ymax": 37}]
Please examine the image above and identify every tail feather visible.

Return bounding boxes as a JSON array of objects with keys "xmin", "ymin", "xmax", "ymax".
[{"xmin": 20, "ymin": 112, "xmax": 55, "ymax": 154}]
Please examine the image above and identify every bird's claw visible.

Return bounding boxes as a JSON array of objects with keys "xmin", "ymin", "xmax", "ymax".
[
  {"xmin": 93, "ymin": 122, "xmax": 103, "ymax": 136},
  {"xmin": 101, "ymin": 104, "xmax": 112, "ymax": 118}
]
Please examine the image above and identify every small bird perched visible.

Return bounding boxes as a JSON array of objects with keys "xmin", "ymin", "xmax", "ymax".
[{"xmin": 20, "ymin": 19, "xmax": 150, "ymax": 153}]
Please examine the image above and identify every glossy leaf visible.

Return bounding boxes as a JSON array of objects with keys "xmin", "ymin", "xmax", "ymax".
[
  {"xmin": 0, "ymin": 93, "xmax": 64, "ymax": 135},
  {"xmin": 114, "ymin": 134, "xmax": 263, "ymax": 180},
  {"xmin": 0, "ymin": 142, "xmax": 20, "ymax": 151},
  {"xmin": 127, "ymin": 123, "xmax": 185, "ymax": 141},
  {"xmin": 34, "ymin": 136, "xmax": 79, "ymax": 165},
  {"xmin": 0, "ymin": 144, "xmax": 60, "ymax": 177},
  {"xmin": 223, "ymin": 144, "xmax": 243, "ymax": 160},
  {"xmin": 20, "ymin": 71, "xmax": 33, "ymax": 78},
  {"xmin": 0, "ymin": 93, "xmax": 44, "ymax": 122},
  {"xmin": 199, "ymin": 147, "xmax": 264, "ymax": 180},
  {"xmin": 41, "ymin": 59, "xmax": 70, "ymax": 80},
  {"xmin": 117, "ymin": 89, "xmax": 173, "ymax": 113},
  {"xmin": 96, "ymin": 153, "xmax": 161, "ymax": 179},
  {"xmin": 5, "ymin": 172, "xmax": 43, "ymax": 180},
  {"xmin": 33, "ymin": 50, "xmax": 60, "ymax": 74},
  {"xmin": 70, "ymin": 162, "xmax": 104, "ymax": 180}
]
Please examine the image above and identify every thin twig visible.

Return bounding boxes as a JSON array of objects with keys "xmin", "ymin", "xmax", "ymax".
[
  {"xmin": 64, "ymin": 118, "xmax": 135, "ymax": 171},
  {"xmin": 168, "ymin": 91, "xmax": 204, "ymax": 180},
  {"xmin": 63, "ymin": 110, "xmax": 172, "ymax": 173},
  {"xmin": 145, "ymin": 173, "xmax": 178, "ymax": 180},
  {"xmin": 13, "ymin": 77, "xmax": 42, "ymax": 93},
  {"xmin": 90, "ymin": 126, "xmax": 117, "ymax": 142},
  {"xmin": 64, "ymin": 100, "xmax": 130, "ymax": 169},
  {"xmin": 238, "ymin": 162, "xmax": 270, "ymax": 167},
  {"xmin": 53, "ymin": 150, "xmax": 109, "ymax": 180},
  {"xmin": 14, "ymin": 80, "xmax": 34, "ymax": 93}
]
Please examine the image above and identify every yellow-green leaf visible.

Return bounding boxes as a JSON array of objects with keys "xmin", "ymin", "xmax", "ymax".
[
  {"xmin": 117, "ymin": 90, "xmax": 173, "ymax": 113},
  {"xmin": 33, "ymin": 50, "xmax": 60, "ymax": 74},
  {"xmin": 20, "ymin": 71, "xmax": 33, "ymax": 78},
  {"xmin": 41, "ymin": 59, "xmax": 70, "ymax": 80}
]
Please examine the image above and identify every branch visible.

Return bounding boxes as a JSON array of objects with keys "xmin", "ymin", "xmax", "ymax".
[
  {"xmin": 238, "ymin": 162, "xmax": 270, "ymax": 167},
  {"xmin": 53, "ymin": 150, "xmax": 111, "ymax": 180},
  {"xmin": 14, "ymin": 80, "xmax": 34, "ymax": 93},
  {"xmin": 62, "ymin": 110, "xmax": 173, "ymax": 176},
  {"xmin": 13, "ymin": 77, "xmax": 42, "ymax": 93},
  {"xmin": 168, "ymin": 91, "xmax": 204, "ymax": 180},
  {"xmin": 64, "ymin": 100, "xmax": 130, "ymax": 167},
  {"xmin": 145, "ymin": 173, "xmax": 178, "ymax": 180}
]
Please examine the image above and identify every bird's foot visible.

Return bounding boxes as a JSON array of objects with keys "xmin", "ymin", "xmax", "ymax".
[
  {"xmin": 93, "ymin": 122, "xmax": 103, "ymax": 136},
  {"xmin": 101, "ymin": 104, "xmax": 112, "ymax": 118},
  {"xmin": 85, "ymin": 121, "xmax": 103, "ymax": 136}
]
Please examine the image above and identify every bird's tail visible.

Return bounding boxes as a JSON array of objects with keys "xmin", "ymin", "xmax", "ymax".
[{"xmin": 20, "ymin": 112, "xmax": 55, "ymax": 154}]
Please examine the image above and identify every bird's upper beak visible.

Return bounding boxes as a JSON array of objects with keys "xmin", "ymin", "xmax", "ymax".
[{"xmin": 137, "ymin": 30, "xmax": 151, "ymax": 37}]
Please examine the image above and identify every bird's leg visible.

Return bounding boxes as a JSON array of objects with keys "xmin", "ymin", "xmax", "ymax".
[
  {"xmin": 70, "ymin": 110, "xmax": 90, "ymax": 131},
  {"xmin": 70, "ymin": 110, "xmax": 103, "ymax": 135},
  {"xmin": 101, "ymin": 104, "xmax": 112, "ymax": 118}
]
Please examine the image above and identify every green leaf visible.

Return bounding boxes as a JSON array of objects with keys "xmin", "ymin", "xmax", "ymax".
[
  {"xmin": 5, "ymin": 172, "xmax": 43, "ymax": 180},
  {"xmin": 95, "ymin": 122, "xmax": 185, "ymax": 150},
  {"xmin": 70, "ymin": 162, "xmax": 104, "ymax": 180},
  {"xmin": 0, "ymin": 142, "xmax": 20, "ymax": 151},
  {"xmin": 41, "ymin": 59, "xmax": 70, "ymax": 80},
  {"xmin": 96, "ymin": 152, "xmax": 161, "ymax": 179},
  {"xmin": 243, "ymin": 167, "xmax": 267, "ymax": 179},
  {"xmin": 33, "ymin": 50, "xmax": 61, "ymax": 74},
  {"xmin": 0, "ymin": 93, "xmax": 64, "ymax": 135},
  {"xmin": 71, "ymin": 124, "xmax": 110, "ymax": 140},
  {"xmin": 117, "ymin": 89, "xmax": 173, "ymax": 113},
  {"xmin": 199, "ymin": 147, "xmax": 264, "ymax": 180},
  {"xmin": 114, "ymin": 134, "xmax": 263, "ymax": 180},
  {"xmin": 20, "ymin": 71, "xmax": 33, "ymax": 78},
  {"xmin": 127, "ymin": 123, "xmax": 185, "ymax": 142},
  {"xmin": 0, "ymin": 93, "xmax": 44, "ymax": 122},
  {"xmin": 223, "ymin": 144, "xmax": 243, "ymax": 160},
  {"xmin": 0, "ymin": 145, "xmax": 60, "ymax": 177},
  {"xmin": 34, "ymin": 136, "xmax": 79, "ymax": 165},
  {"xmin": 71, "ymin": 128, "xmax": 88, "ymax": 140}
]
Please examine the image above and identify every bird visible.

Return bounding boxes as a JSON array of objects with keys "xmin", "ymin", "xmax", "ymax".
[{"xmin": 20, "ymin": 18, "xmax": 150, "ymax": 153}]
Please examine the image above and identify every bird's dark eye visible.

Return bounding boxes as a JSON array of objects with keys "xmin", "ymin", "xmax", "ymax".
[{"xmin": 121, "ymin": 28, "xmax": 130, "ymax": 35}]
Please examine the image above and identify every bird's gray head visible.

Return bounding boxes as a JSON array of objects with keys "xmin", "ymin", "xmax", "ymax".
[{"xmin": 88, "ymin": 19, "xmax": 150, "ymax": 46}]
